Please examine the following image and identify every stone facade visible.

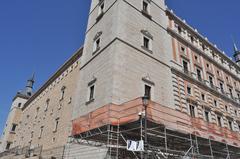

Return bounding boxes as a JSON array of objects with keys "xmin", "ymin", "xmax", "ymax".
[
  {"xmin": 0, "ymin": 48, "xmax": 82, "ymax": 155},
  {"xmin": 1, "ymin": 0, "xmax": 240, "ymax": 158}
]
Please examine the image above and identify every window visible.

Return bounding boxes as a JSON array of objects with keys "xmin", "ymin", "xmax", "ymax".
[
  {"xmin": 53, "ymin": 118, "xmax": 59, "ymax": 132},
  {"xmin": 196, "ymin": 68, "xmax": 202, "ymax": 81},
  {"xmin": 228, "ymin": 120, "xmax": 233, "ymax": 131},
  {"xmin": 189, "ymin": 105, "xmax": 196, "ymax": 117},
  {"xmin": 178, "ymin": 26, "xmax": 182, "ymax": 34},
  {"xmin": 5, "ymin": 142, "xmax": 12, "ymax": 150},
  {"xmin": 141, "ymin": 0, "xmax": 151, "ymax": 19},
  {"xmin": 35, "ymin": 107, "xmax": 40, "ymax": 119},
  {"xmin": 204, "ymin": 110, "xmax": 210, "ymax": 122},
  {"xmin": 213, "ymin": 100, "xmax": 218, "ymax": 107},
  {"xmin": 220, "ymin": 82, "xmax": 224, "ymax": 94},
  {"xmin": 190, "ymin": 36, "xmax": 194, "ymax": 43},
  {"xmin": 187, "ymin": 86, "xmax": 192, "ymax": 95},
  {"xmin": 11, "ymin": 124, "xmax": 17, "ymax": 132},
  {"xmin": 39, "ymin": 126, "xmax": 44, "ymax": 139},
  {"xmin": 183, "ymin": 60, "xmax": 189, "ymax": 74},
  {"xmin": 202, "ymin": 44, "xmax": 206, "ymax": 51},
  {"xmin": 98, "ymin": 0, "xmax": 104, "ymax": 16},
  {"xmin": 60, "ymin": 86, "xmax": 66, "ymax": 100},
  {"xmin": 226, "ymin": 76, "xmax": 229, "ymax": 82},
  {"xmin": 217, "ymin": 116, "xmax": 222, "ymax": 127},
  {"xmin": 206, "ymin": 63, "xmax": 210, "ymax": 69},
  {"xmin": 181, "ymin": 46, "xmax": 186, "ymax": 54},
  {"xmin": 235, "ymin": 110, "xmax": 238, "ymax": 117},
  {"xmin": 195, "ymin": 55, "xmax": 198, "ymax": 61},
  {"xmin": 31, "ymin": 131, "xmax": 34, "ymax": 139},
  {"xmin": 201, "ymin": 93, "xmax": 205, "ymax": 101},
  {"xmin": 209, "ymin": 76, "xmax": 214, "ymax": 88},
  {"xmin": 217, "ymin": 70, "xmax": 220, "ymax": 76},
  {"xmin": 142, "ymin": 1, "xmax": 149, "ymax": 13},
  {"xmin": 93, "ymin": 38, "xmax": 101, "ymax": 53},
  {"xmin": 44, "ymin": 99, "xmax": 50, "ymax": 112},
  {"xmin": 225, "ymin": 105, "xmax": 229, "ymax": 112},
  {"xmin": 229, "ymin": 88, "xmax": 233, "ymax": 99},
  {"xmin": 18, "ymin": 103, "xmax": 22, "ymax": 108},
  {"xmin": 143, "ymin": 37, "xmax": 150, "ymax": 50},
  {"xmin": 144, "ymin": 85, "xmax": 151, "ymax": 99},
  {"xmin": 89, "ymin": 85, "xmax": 95, "ymax": 101}
]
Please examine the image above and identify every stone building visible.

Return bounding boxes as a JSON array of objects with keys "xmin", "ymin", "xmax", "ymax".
[
  {"xmin": 0, "ymin": 48, "xmax": 82, "ymax": 158},
  {"xmin": 1, "ymin": 0, "xmax": 240, "ymax": 158}
]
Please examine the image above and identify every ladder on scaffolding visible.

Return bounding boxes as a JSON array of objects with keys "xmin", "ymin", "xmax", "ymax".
[{"xmin": 107, "ymin": 124, "xmax": 120, "ymax": 159}]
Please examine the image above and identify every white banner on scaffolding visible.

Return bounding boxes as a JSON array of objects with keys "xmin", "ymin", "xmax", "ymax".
[{"xmin": 127, "ymin": 140, "xmax": 144, "ymax": 152}]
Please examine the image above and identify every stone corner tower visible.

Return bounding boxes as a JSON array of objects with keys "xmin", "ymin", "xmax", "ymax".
[
  {"xmin": 0, "ymin": 75, "xmax": 35, "ymax": 152},
  {"xmin": 73, "ymin": 0, "xmax": 174, "ymax": 119}
]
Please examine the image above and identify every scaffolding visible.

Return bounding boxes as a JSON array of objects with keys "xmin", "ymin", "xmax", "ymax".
[
  {"xmin": 70, "ymin": 120, "xmax": 240, "ymax": 159},
  {"xmin": 71, "ymin": 98, "xmax": 240, "ymax": 159}
]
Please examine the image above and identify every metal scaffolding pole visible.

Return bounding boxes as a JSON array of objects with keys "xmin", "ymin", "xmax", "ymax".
[
  {"xmin": 164, "ymin": 127, "xmax": 168, "ymax": 156},
  {"xmin": 195, "ymin": 135, "xmax": 200, "ymax": 156},
  {"xmin": 140, "ymin": 114, "xmax": 143, "ymax": 159},
  {"xmin": 190, "ymin": 134, "xmax": 194, "ymax": 157},
  {"xmin": 225, "ymin": 143, "xmax": 230, "ymax": 159},
  {"xmin": 208, "ymin": 138, "xmax": 214, "ymax": 159}
]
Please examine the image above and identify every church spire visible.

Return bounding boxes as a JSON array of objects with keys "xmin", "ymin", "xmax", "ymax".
[
  {"xmin": 24, "ymin": 73, "xmax": 35, "ymax": 96},
  {"xmin": 14, "ymin": 73, "xmax": 35, "ymax": 99},
  {"xmin": 26, "ymin": 73, "xmax": 35, "ymax": 89},
  {"xmin": 233, "ymin": 39, "xmax": 240, "ymax": 65},
  {"xmin": 234, "ymin": 41, "xmax": 238, "ymax": 53}
]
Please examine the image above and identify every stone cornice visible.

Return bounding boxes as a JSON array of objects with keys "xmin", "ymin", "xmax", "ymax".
[
  {"xmin": 22, "ymin": 47, "xmax": 83, "ymax": 110},
  {"xmin": 168, "ymin": 28, "xmax": 240, "ymax": 82},
  {"xmin": 166, "ymin": 9, "xmax": 240, "ymax": 72},
  {"xmin": 171, "ymin": 67, "xmax": 240, "ymax": 108}
]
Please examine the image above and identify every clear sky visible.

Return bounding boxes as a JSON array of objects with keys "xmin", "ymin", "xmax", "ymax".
[{"xmin": 0, "ymin": 0, "xmax": 239, "ymax": 135}]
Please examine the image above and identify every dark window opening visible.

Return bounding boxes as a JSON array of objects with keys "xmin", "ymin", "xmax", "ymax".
[
  {"xmin": 54, "ymin": 119, "xmax": 59, "ymax": 132},
  {"xmin": 197, "ymin": 69, "xmax": 202, "ymax": 81},
  {"xmin": 144, "ymin": 85, "xmax": 151, "ymax": 99},
  {"xmin": 229, "ymin": 88, "xmax": 233, "ymax": 99},
  {"xmin": 89, "ymin": 85, "xmax": 95, "ymax": 101},
  {"xmin": 18, "ymin": 103, "xmax": 22, "ymax": 108},
  {"xmin": 96, "ymin": 39, "xmax": 100, "ymax": 48},
  {"xmin": 143, "ymin": 37, "xmax": 150, "ymax": 49},
  {"xmin": 189, "ymin": 105, "xmax": 195, "ymax": 117},
  {"xmin": 217, "ymin": 116, "xmax": 222, "ymax": 127},
  {"xmin": 225, "ymin": 105, "xmax": 228, "ymax": 112},
  {"xmin": 209, "ymin": 76, "xmax": 214, "ymax": 88},
  {"xmin": 201, "ymin": 94, "xmax": 205, "ymax": 101},
  {"xmin": 204, "ymin": 111, "xmax": 210, "ymax": 122},
  {"xmin": 220, "ymin": 82, "xmax": 224, "ymax": 94},
  {"xmin": 214, "ymin": 100, "xmax": 217, "ymax": 107},
  {"xmin": 178, "ymin": 26, "xmax": 182, "ymax": 34},
  {"xmin": 6, "ymin": 142, "xmax": 11, "ymax": 150},
  {"xmin": 187, "ymin": 86, "xmax": 191, "ymax": 95},
  {"xmin": 228, "ymin": 120, "xmax": 233, "ymax": 131},
  {"xmin": 11, "ymin": 124, "xmax": 17, "ymax": 132},
  {"xmin": 183, "ymin": 60, "xmax": 188, "ymax": 74},
  {"xmin": 190, "ymin": 36, "xmax": 194, "ymax": 43},
  {"xmin": 143, "ymin": 1, "xmax": 149, "ymax": 13}
]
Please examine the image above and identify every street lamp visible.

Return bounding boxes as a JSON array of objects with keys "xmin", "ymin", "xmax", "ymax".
[{"xmin": 142, "ymin": 95, "xmax": 150, "ymax": 159}]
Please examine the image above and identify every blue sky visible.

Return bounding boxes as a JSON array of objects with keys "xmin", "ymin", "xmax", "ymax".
[{"xmin": 0, "ymin": 0, "xmax": 239, "ymax": 135}]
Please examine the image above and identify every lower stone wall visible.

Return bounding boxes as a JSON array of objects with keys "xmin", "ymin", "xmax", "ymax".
[{"xmin": 63, "ymin": 143, "xmax": 108, "ymax": 159}]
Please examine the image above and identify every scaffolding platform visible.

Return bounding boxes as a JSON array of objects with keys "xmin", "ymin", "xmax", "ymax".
[{"xmin": 71, "ymin": 98, "xmax": 240, "ymax": 159}]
